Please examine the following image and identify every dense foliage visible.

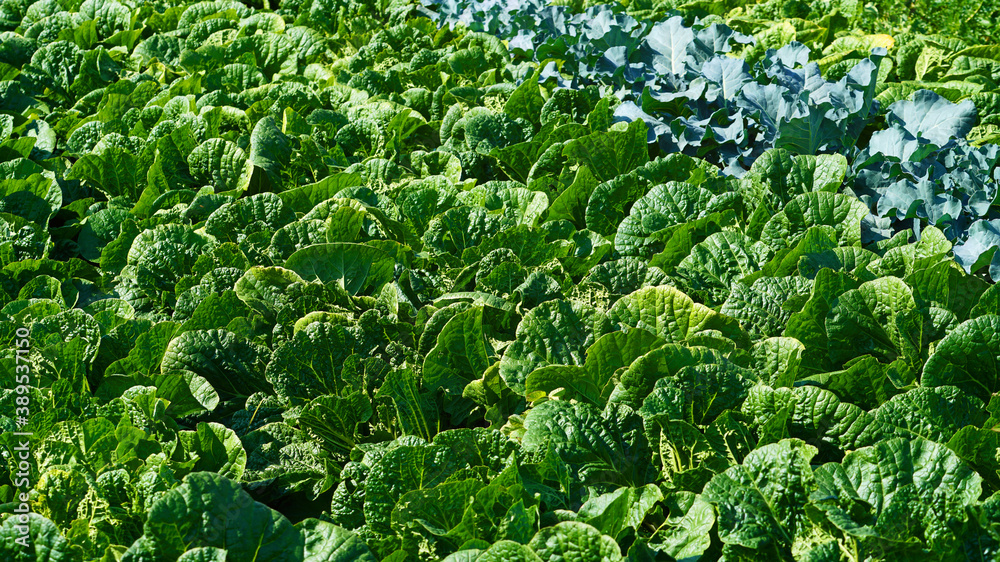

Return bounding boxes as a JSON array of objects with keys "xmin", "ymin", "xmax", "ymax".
[{"xmin": 1, "ymin": 0, "xmax": 1000, "ymax": 558}]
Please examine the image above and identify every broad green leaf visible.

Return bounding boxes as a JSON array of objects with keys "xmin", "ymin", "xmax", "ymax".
[
  {"xmin": 546, "ymin": 165, "xmax": 599, "ymax": 228},
  {"xmin": 391, "ymin": 477, "xmax": 482, "ymax": 542},
  {"xmin": 398, "ymin": 180, "xmax": 459, "ymax": 235},
  {"xmin": 649, "ymin": 492, "xmax": 715, "ymax": 560},
  {"xmin": 491, "ymin": 141, "xmax": 540, "ymax": 184},
  {"xmin": 798, "ymin": 246, "xmax": 880, "ymax": 279},
  {"xmin": 746, "ymin": 337, "xmax": 805, "ymax": 388},
  {"xmin": 948, "ymin": 427, "xmax": 1000, "ymax": 492},
  {"xmin": 79, "ymin": 206, "xmax": 131, "ymax": 261},
  {"xmin": 376, "ymin": 368, "xmax": 439, "ymax": 441},
  {"xmin": 204, "ymin": 192, "xmax": 295, "ymax": 243},
  {"xmin": 504, "ymin": 67, "xmax": 545, "ymax": 125},
  {"xmin": 608, "ymin": 285, "xmax": 748, "ymax": 347},
  {"xmin": 645, "ymin": 417, "xmax": 731, "ymax": 491},
  {"xmin": 721, "ymin": 277, "xmax": 813, "ymax": 339},
  {"xmin": 472, "ymin": 541, "xmax": 542, "ymax": 561},
  {"xmin": 141, "ymin": 472, "xmax": 303, "ymax": 561},
  {"xmin": 901, "ymin": 261, "xmax": 984, "ymax": 324},
  {"xmin": 238, "ymin": 115, "xmax": 292, "ymax": 194},
  {"xmin": 631, "ymin": 360, "xmax": 756, "ymax": 425},
  {"xmin": 867, "ymin": 386, "xmax": 985, "ymax": 445},
  {"xmin": 423, "ymin": 307, "xmax": 493, "ymax": 396},
  {"xmin": 527, "ymin": 522, "xmax": 623, "ymax": 562},
  {"xmin": 0, "ymin": 172, "xmax": 61, "ymax": 224},
  {"xmin": 0, "ymin": 513, "xmax": 75, "ymax": 561},
  {"xmin": 31, "ymin": 308, "xmax": 101, "ymax": 363},
  {"xmin": 278, "ymin": 173, "xmax": 365, "ymax": 215},
  {"xmin": 265, "ymin": 322, "xmax": 360, "ymax": 402},
  {"xmin": 782, "ymin": 269, "xmax": 862, "ymax": 374},
  {"xmin": 774, "ymin": 109, "xmax": 843, "ymax": 155},
  {"xmin": 299, "ymin": 519, "xmax": 377, "ymax": 562},
  {"xmin": 611, "ymin": 344, "xmax": 726, "ymax": 412},
  {"xmin": 615, "ymin": 181, "xmax": 715, "ymax": 259},
  {"xmin": 748, "ymin": 226, "xmax": 839, "ymax": 282},
  {"xmin": 969, "ymin": 282, "xmax": 1000, "ymax": 319},
  {"xmin": 126, "ymin": 223, "xmax": 213, "ymax": 290},
  {"xmin": 923, "ymin": 315, "xmax": 1000, "ymax": 402},
  {"xmin": 563, "ymin": 119, "xmax": 648, "ymax": 183},
  {"xmin": 826, "ymin": 276, "xmax": 917, "ymax": 365},
  {"xmin": 582, "ymin": 257, "xmax": 669, "ymax": 299},
  {"xmin": 179, "ymin": 290, "xmax": 251, "ymax": 334},
  {"xmin": 284, "ymin": 243, "xmax": 394, "ymax": 296},
  {"xmin": 521, "ymin": 400, "xmax": 654, "ymax": 489},
  {"xmin": 487, "ymin": 188, "xmax": 548, "ymax": 227},
  {"xmin": 525, "ymin": 329, "xmax": 665, "ymax": 406},
  {"xmin": 498, "ymin": 299, "xmax": 615, "ymax": 394},
  {"xmin": 66, "ymin": 146, "xmax": 142, "ymax": 202},
  {"xmin": 575, "ymin": 484, "xmax": 663, "ymax": 538},
  {"xmin": 299, "ymin": 392, "xmax": 373, "ymax": 458},
  {"xmin": 703, "ymin": 439, "xmax": 819, "ymax": 550},
  {"xmin": 837, "ymin": 437, "xmax": 982, "ymax": 519},
  {"xmin": 160, "ymin": 329, "xmax": 270, "ymax": 408},
  {"xmin": 675, "ymin": 231, "xmax": 773, "ymax": 306},
  {"xmin": 423, "ymin": 206, "xmax": 501, "ymax": 256},
  {"xmin": 188, "ymin": 138, "xmax": 247, "ymax": 192},
  {"xmin": 739, "ymin": 149, "xmax": 844, "ymax": 215},
  {"xmin": 586, "ymin": 154, "xmax": 715, "ymax": 237},
  {"xmin": 178, "ymin": 421, "xmax": 247, "ymax": 480},
  {"xmin": 801, "ymin": 355, "xmax": 909, "ymax": 411},
  {"xmin": 177, "ymin": 547, "xmax": 227, "ymax": 562},
  {"xmin": 760, "ymin": 192, "xmax": 868, "ymax": 251},
  {"xmin": 648, "ymin": 211, "xmax": 735, "ymax": 273},
  {"xmin": 743, "ymin": 385, "xmax": 875, "ymax": 455},
  {"xmin": 583, "ymin": 329, "xmax": 666, "ymax": 391},
  {"xmin": 364, "ymin": 443, "xmax": 464, "ymax": 535},
  {"xmin": 103, "ymin": 321, "xmax": 180, "ymax": 380}
]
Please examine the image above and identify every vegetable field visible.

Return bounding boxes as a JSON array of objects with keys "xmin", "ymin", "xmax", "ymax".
[{"xmin": 3, "ymin": 0, "xmax": 1000, "ymax": 558}]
